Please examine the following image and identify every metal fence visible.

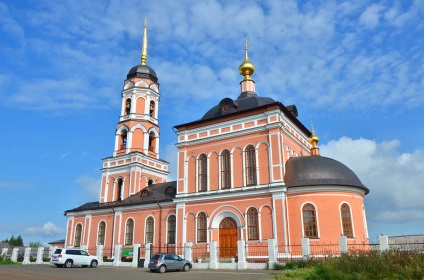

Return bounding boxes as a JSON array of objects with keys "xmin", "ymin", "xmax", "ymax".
[
  {"xmin": 310, "ymin": 243, "xmax": 340, "ymax": 257},
  {"xmin": 348, "ymin": 242, "xmax": 379, "ymax": 253},
  {"xmin": 192, "ymin": 244, "xmax": 210, "ymax": 263},
  {"xmin": 151, "ymin": 244, "xmax": 184, "ymax": 256},
  {"xmin": 216, "ymin": 246, "xmax": 238, "ymax": 262},
  {"xmin": 276, "ymin": 244, "xmax": 303, "ymax": 262},
  {"xmin": 245, "ymin": 243, "xmax": 269, "ymax": 263}
]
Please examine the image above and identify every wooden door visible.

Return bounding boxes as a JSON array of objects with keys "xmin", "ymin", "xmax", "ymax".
[{"xmin": 219, "ymin": 217, "xmax": 238, "ymax": 258}]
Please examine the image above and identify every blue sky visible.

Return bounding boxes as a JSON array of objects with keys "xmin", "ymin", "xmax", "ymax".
[{"xmin": 0, "ymin": 0, "xmax": 423, "ymax": 245}]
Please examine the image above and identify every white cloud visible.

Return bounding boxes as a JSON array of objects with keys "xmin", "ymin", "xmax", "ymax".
[
  {"xmin": 75, "ymin": 175, "xmax": 101, "ymax": 200},
  {"xmin": 25, "ymin": 221, "xmax": 65, "ymax": 237},
  {"xmin": 0, "ymin": 0, "xmax": 423, "ymax": 114},
  {"xmin": 320, "ymin": 137, "xmax": 424, "ymax": 226},
  {"xmin": 359, "ymin": 5, "xmax": 385, "ymax": 29}
]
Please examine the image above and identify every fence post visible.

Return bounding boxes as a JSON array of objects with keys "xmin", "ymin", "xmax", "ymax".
[
  {"xmin": 1, "ymin": 248, "xmax": 8, "ymax": 257},
  {"xmin": 237, "ymin": 240, "xmax": 246, "ymax": 269},
  {"xmin": 49, "ymin": 246, "xmax": 57, "ymax": 260},
  {"xmin": 209, "ymin": 241, "xmax": 218, "ymax": 269},
  {"xmin": 143, "ymin": 243, "xmax": 152, "ymax": 268},
  {"xmin": 96, "ymin": 245, "xmax": 104, "ymax": 264},
  {"xmin": 22, "ymin": 247, "xmax": 31, "ymax": 265},
  {"xmin": 301, "ymin": 237, "xmax": 310, "ymax": 259},
  {"xmin": 267, "ymin": 238, "xmax": 277, "ymax": 269},
  {"xmin": 184, "ymin": 242, "xmax": 193, "ymax": 263},
  {"xmin": 379, "ymin": 235, "xmax": 389, "ymax": 251},
  {"xmin": 113, "ymin": 244, "xmax": 122, "ymax": 266},
  {"xmin": 11, "ymin": 248, "xmax": 19, "ymax": 262},
  {"xmin": 36, "ymin": 247, "xmax": 44, "ymax": 264},
  {"xmin": 132, "ymin": 244, "xmax": 140, "ymax": 268},
  {"xmin": 339, "ymin": 236, "xmax": 348, "ymax": 253}
]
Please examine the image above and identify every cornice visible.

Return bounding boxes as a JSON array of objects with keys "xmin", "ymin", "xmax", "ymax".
[
  {"xmin": 173, "ymin": 184, "xmax": 286, "ymax": 203},
  {"xmin": 287, "ymin": 185, "xmax": 366, "ymax": 196}
]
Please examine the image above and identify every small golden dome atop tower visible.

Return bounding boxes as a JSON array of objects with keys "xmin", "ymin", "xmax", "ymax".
[
  {"xmin": 238, "ymin": 39, "xmax": 255, "ymax": 81},
  {"xmin": 309, "ymin": 121, "xmax": 320, "ymax": 156},
  {"xmin": 309, "ymin": 130, "xmax": 320, "ymax": 146}
]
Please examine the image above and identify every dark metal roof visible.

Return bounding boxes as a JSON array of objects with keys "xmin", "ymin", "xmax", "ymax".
[
  {"xmin": 64, "ymin": 181, "xmax": 176, "ymax": 214},
  {"xmin": 127, "ymin": 64, "xmax": 158, "ymax": 82},
  {"xmin": 48, "ymin": 239, "xmax": 65, "ymax": 245},
  {"xmin": 173, "ymin": 94, "xmax": 311, "ymax": 136},
  {"xmin": 201, "ymin": 94, "xmax": 276, "ymax": 120},
  {"xmin": 284, "ymin": 156, "xmax": 369, "ymax": 194}
]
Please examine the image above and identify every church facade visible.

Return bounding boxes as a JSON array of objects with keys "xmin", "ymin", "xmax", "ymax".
[{"xmin": 64, "ymin": 24, "xmax": 370, "ymax": 258}]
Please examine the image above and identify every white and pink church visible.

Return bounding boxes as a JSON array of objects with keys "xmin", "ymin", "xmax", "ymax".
[{"xmin": 64, "ymin": 24, "xmax": 370, "ymax": 260}]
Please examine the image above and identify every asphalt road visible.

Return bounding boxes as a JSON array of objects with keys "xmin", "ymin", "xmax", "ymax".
[{"xmin": 0, "ymin": 264, "xmax": 278, "ymax": 280}]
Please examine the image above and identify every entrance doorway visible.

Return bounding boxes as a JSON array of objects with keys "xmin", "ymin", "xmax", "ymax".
[{"xmin": 219, "ymin": 217, "xmax": 238, "ymax": 258}]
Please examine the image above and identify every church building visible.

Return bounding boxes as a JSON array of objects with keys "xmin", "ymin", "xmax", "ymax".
[{"xmin": 64, "ymin": 23, "xmax": 370, "ymax": 258}]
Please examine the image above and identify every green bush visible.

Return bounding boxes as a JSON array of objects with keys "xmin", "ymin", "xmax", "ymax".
[
  {"xmin": 103, "ymin": 256, "xmax": 113, "ymax": 262},
  {"xmin": 121, "ymin": 257, "xmax": 133, "ymax": 262},
  {"xmin": 274, "ymin": 259, "xmax": 316, "ymax": 270},
  {"xmin": 0, "ymin": 254, "xmax": 18, "ymax": 265},
  {"xmin": 274, "ymin": 250, "xmax": 424, "ymax": 280}
]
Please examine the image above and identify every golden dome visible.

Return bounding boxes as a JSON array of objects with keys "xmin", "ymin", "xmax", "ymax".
[
  {"xmin": 309, "ymin": 121, "xmax": 320, "ymax": 147},
  {"xmin": 238, "ymin": 39, "xmax": 255, "ymax": 80},
  {"xmin": 309, "ymin": 131, "xmax": 320, "ymax": 145}
]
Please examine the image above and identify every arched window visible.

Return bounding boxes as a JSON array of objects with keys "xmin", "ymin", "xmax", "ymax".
[
  {"xmin": 125, "ymin": 219, "xmax": 134, "ymax": 245},
  {"xmin": 247, "ymin": 207, "xmax": 259, "ymax": 240},
  {"xmin": 245, "ymin": 145, "xmax": 257, "ymax": 186},
  {"xmin": 302, "ymin": 204, "xmax": 318, "ymax": 238},
  {"xmin": 148, "ymin": 132, "xmax": 155, "ymax": 152},
  {"xmin": 198, "ymin": 154, "xmax": 207, "ymax": 192},
  {"xmin": 98, "ymin": 221, "xmax": 106, "ymax": 245},
  {"xmin": 167, "ymin": 216, "xmax": 176, "ymax": 245},
  {"xmin": 341, "ymin": 203, "xmax": 353, "ymax": 238},
  {"xmin": 221, "ymin": 150, "xmax": 231, "ymax": 189},
  {"xmin": 148, "ymin": 179, "xmax": 154, "ymax": 186},
  {"xmin": 116, "ymin": 179, "xmax": 123, "ymax": 201},
  {"xmin": 121, "ymin": 131, "xmax": 127, "ymax": 150},
  {"xmin": 74, "ymin": 224, "xmax": 82, "ymax": 247},
  {"xmin": 149, "ymin": 101, "xmax": 155, "ymax": 117},
  {"xmin": 145, "ymin": 217, "xmax": 154, "ymax": 244},
  {"xmin": 197, "ymin": 212, "xmax": 207, "ymax": 242},
  {"xmin": 125, "ymin": 98, "xmax": 131, "ymax": 115}
]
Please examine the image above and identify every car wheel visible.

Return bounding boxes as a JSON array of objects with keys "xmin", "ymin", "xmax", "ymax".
[
  {"xmin": 55, "ymin": 264, "xmax": 63, "ymax": 268},
  {"xmin": 64, "ymin": 260, "xmax": 73, "ymax": 268},
  {"xmin": 90, "ymin": 260, "xmax": 98, "ymax": 268},
  {"xmin": 183, "ymin": 264, "xmax": 190, "ymax": 272},
  {"xmin": 159, "ymin": 265, "xmax": 166, "ymax": 273}
]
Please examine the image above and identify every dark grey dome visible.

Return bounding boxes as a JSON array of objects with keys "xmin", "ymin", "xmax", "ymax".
[
  {"xmin": 127, "ymin": 64, "xmax": 158, "ymax": 82},
  {"xmin": 202, "ymin": 94, "xmax": 275, "ymax": 120},
  {"xmin": 284, "ymin": 156, "xmax": 369, "ymax": 194}
]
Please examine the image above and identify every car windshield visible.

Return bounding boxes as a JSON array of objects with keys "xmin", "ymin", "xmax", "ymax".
[{"xmin": 54, "ymin": 249, "xmax": 62, "ymax": 254}]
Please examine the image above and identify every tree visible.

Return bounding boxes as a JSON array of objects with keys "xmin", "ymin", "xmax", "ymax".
[
  {"xmin": 29, "ymin": 241, "xmax": 43, "ymax": 247},
  {"xmin": 2, "ymin": 235, "xmax": 24, "ymax": 246}
]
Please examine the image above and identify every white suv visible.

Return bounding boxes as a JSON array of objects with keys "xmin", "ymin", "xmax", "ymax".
[{"xmin": 50, "ymin": 248, "xmax": 99, "ymax": 268}]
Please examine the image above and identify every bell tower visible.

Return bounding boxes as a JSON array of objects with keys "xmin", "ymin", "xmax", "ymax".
[{"xmin": 99, "ymin": 19, "xmax": 169, "ymax": 203}]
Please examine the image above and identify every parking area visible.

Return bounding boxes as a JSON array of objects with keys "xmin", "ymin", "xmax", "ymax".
[{"xmin": 0, "ymin": 264, "xmax": 277, "ymax": 280}]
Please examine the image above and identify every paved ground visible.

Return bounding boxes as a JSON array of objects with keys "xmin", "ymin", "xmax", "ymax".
[{"xmin": 0, "ymin": 264, "xmax": 279, "ymax": 280}]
